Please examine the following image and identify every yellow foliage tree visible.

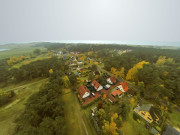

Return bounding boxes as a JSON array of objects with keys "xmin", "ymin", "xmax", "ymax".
[
  {"xmin": 156, "ymin": 56, "xmax": 166, "ymax": 66},
  {"xmin": 166, "ymin": 58, "xmax": 175, "ymax": 64},
  {"xmin": 94, "ymin": 62, "xmax": 98, "ymax": 65},
  {"xmin": 24, "ymin": 61, "xmax": 30, "ymax": 65},
  {"xmin": 118, "ymin": 67, "xmax": 125, "ymax": 78},
  {"xmin": 49, "ymin": 69, "xmax": 53, "ymax": 74},
  {"xmin": 63, "ymin": 76, "xmax": 70, "ymax": 88},
  {"xmin": 111, "ymin": 67, "xmax": 118, "ymax": 78},
  {"xmin": 130, "ymin": 97, "xmax": 135, "ymax": 105},
  {"xmin": 109, "ymin": 120, "xmax": 118, "ymax": 135},
  {"xmin": 90, "ymin": 60, "xmax": 94, "ymax": 65},
  {"xmin": 103, "ymin": 94, "xmax": 106, "ymax": 99},
  {"xmin": 126, "ymin": 61, "xmax": 149, "ymax": 81}
]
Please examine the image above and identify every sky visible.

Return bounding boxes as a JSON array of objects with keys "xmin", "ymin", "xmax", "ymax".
[{"xmin": 0, "ymin": 0, "xmax": 180, "ymax": 44}]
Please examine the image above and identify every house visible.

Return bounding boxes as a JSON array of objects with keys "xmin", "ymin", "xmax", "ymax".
[
  {"xmin": 162, "ymin": 125, "xmax": 180, "ymax": 135},
  {"xmin": 108, "ymin": 94, "xmax": 117, "ymax": 103},
  {"xmin": 91, "ymin": 80, "xmax": 103, "ymax": 91},
  {"xmin": 104, "ymin": 84, "xmax": 111, "ymax": 90},
  {"xmin": 111, "ymin": 90, "xmax": 122, "ymax": 97},
  {"xmin": 117, "ymin": 82, "xmax": 129, "ymax": 92},
  {"xmin": 78, "ymin": 85, "xmax": 90, "ymax": 98},
  {"xmin": 106, "ymin": 76, "xmax": 116, "ymax": 84},
  {"xmin": 77, "ymin": 61, "xmax": 83, "ymax": 64},
  {"xmin": 134, "ymin": 104, "xmax": 160, "ymax": 123}
]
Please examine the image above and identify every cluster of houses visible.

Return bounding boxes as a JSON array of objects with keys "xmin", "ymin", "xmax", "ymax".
[{"xmin": 78, "ymin": 76, "xmax": 129, "ymax": 102}]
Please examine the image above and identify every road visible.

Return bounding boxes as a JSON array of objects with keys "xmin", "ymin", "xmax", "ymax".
[{"xmin": 3, "ymin": 78, "xmax": 48, "ymax": 93}]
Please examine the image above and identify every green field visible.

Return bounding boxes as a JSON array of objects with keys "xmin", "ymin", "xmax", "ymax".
[
  {"xmin": 168, "ymin": 109, "xmax": 180, "ymax": 128},
  {"xmin": 0, "ymin": 43, "xmax": 46, "ymax": 60},
  {"xmin": 62, "ymin": 89, "xmax": 97, "ymax": 135},
  {"xmin": 0, "ymin": 78, "xmax": 48, "ymax": 135}
]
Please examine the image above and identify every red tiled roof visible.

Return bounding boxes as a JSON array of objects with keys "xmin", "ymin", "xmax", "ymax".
[
  {"xmin": 108, "ymin": 76, "xmax": 116, "ymax": 83},
  {"xmin": 78, "ymin": 85, "xmax": 90, "ymax": 98},
  {"xmin": 119, "ymin": 82, "xmax": 129, "ymax": 92},
  {"xmin": 112, "ymin": 90, "xmax": 122, "ymax": 96},
  {"xmin": 108, "ymin": 94, "xmax": 117, "ymax": 102},
  {"xmin": 92, "ymin": 80, "xmax": 100, "ymax": 89}
]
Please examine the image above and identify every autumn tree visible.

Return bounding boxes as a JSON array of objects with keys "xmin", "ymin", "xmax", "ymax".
[
  {"xmin": 49, "ymin": 69, "xmax": 54, "ymax": 74},
  {"xmin": 63, "ymin": 76, "xmax": 70, "ymax": 88},
  {"xmin": 118, "ymin": 67, "xmax": 125, "ymax": 78},
  {"xmin": 156, "ymin": 56, "xmax": 166, "ymax": 66},
  {"xmin": 126, "ymin": 61, "xmax": 149, "ymax": 81},
  {"xmin": 111, "ymin": 67, "xmax": 118, "ymax": 78}
]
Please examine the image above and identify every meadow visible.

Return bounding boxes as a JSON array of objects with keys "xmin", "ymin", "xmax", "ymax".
[
  {"xmin": 0, "ymin": 43, "xmax": 46, "ymax": 60},
  {"xmin": 0, "ymin": 78, "xmax": 48, "ymax": 135}
]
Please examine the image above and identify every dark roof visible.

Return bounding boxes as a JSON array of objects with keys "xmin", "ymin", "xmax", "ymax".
[
  {"xmin": 162, "ymin": 125, "xmax": 180, "ymax": 135},
  {"xmin": 139, "ymin": 104, "xmax": 153, "ymax": 112}
]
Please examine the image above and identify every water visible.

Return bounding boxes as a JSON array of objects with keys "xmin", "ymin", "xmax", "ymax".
[{"xmin": 0, "ymin": 49, "xmax": 8, "ymax": 52}]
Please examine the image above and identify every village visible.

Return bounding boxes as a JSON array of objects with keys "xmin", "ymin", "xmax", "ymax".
[{"xmin": 56, "ymin": 50, "xmax": 180, "ymax": 135}]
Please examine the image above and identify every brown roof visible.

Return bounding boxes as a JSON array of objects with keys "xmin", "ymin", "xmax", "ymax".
[
  {"xmin": 108, "ymin": 95, "xmax": 117, "ymax": 103},
  {"xmin": 108, "ymin": 76, "xmax": 116, "ymax": 83},
  {"xmin": 112, "ymin": 90, "xmax": 122, "ymax": 96},
  {"xmin": 119, "ymin": 82, "xmax": 129, "ymax": 92},
  {"xmin": 92, "ymin": 80, "xmax": 100, "ymax": 90},
  {"xmin": 78, "ymin": 85, "xmax": 90, "ymax": 98}
]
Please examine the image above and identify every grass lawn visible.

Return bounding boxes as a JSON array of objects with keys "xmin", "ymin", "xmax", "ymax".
[
  {"xmin": 62, "ymin": 89, "xmax": 83, "ymax": 135},
  {"xmin": 0, "ymin": 78, "xmax": 48, "ymax": 135},
  {"xmin": 0, "ymin": 43, "xmax": 46, "ymax": 60},
  {"xmin": 62, "ymin": 88, "xmax": 97, "ymax": 135},
  {"xmin": 168, "ymin": 109, "xmax": 180, "ymax": 128}
]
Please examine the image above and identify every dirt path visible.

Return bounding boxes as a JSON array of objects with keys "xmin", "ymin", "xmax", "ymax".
[
  {"xmin": 3, "ymin": 78, "xmax": 48, "ymax": 93},
  {"xmin": 71, "ymin": 90, "xmax": 89, "ymax": 135}
]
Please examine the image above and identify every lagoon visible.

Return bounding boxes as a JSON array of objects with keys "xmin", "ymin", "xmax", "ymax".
[{"xmin": 0, "ymin": 49, "xmax": 8, "ymax": 52}]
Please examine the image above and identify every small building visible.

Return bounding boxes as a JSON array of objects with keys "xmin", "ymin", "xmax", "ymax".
[
  {"xmin": 162, "ymin": 125, "xmax": 180, "ymax": 135},
  {"xmin": 117, "ymin": 82, "xmax": 129, "ymax": 92},
  {"xmin": 77, "ymin": 61, "xmax": 83, "ymax": 64},
  {"xmin": 78, "ymin": 85, "xmax": 90, "ymax": 99},
  {"xmin": 104, "ymin": 84, "xmax": 111, "ymax": 90},
  {"xmin": 106, "ymin": 76, "xmax": 116, "ymax": 84},
  {"xmin": 91, "ymin": 80, "xmax": 103, "ymax": 91},
  {"xmin": 134, "ymin": 104, "xmax": 160, "ymax": 123},
  {"xmin": 111, "ymin": 90, "xmax": 122, "ymax": 97}
]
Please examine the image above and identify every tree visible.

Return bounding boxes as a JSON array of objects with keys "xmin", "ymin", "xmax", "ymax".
[
  {"xmin": 111, "ymin": 67, "xmax": 118, "ymax": 77},
  {"xmin": 156, "ymin": 56, "xmax": 166, "ymax": 66},
  {"xmin": 109, "ymin": 120, "xmax": 118, "ymax": 135},
  {"xmin": 126, "ymin": 61, "xmax": 149, "ymax": 81},
  {"xmin": 102, "ymin": 120, "xmax": 110, "ymax": 135},
  {"xmin": 63, "ymin": 76, "xmax": 70, "ymax": 88},
  {"xmin": 118, "ymin": 67, "xmax": 125, "ymax": 78},
  {"xmin": 49, "ymin": 69, "xmax": 53, "ymax": 74},
  {"xmin": 91, "ymin": 64, "xmax": 97, "ymax": 72},
  {"xmin": 88, "ymin": 72, "xmax": 94, "ymax": 81},
  {"xmin": 33, "ymin": 49, "xmax": 41, "ymax": 55},
  {"xmin": 69, "ymin": 74, "xmax": 77, "ymax": 86}
]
